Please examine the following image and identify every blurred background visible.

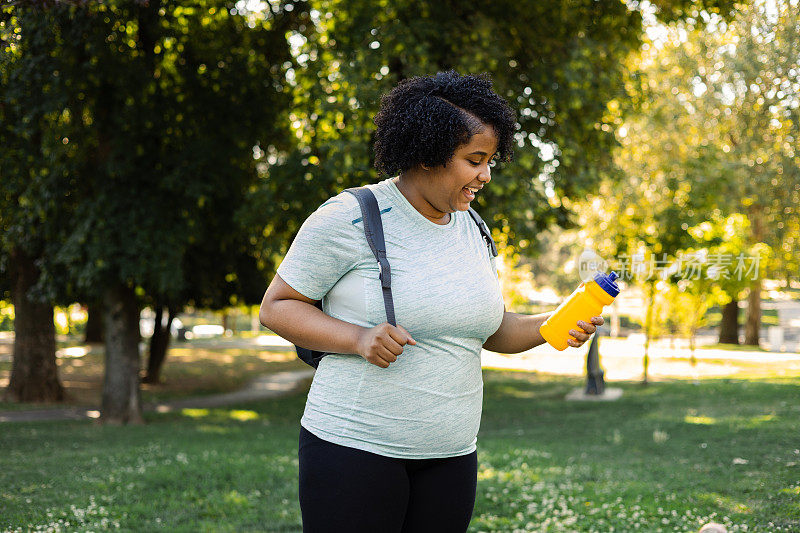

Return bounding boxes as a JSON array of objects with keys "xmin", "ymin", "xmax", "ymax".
[
  {"xmin": 4, "ymin": 0, "xmax": 798, "ymax": 404},
  {"xmin": 0, "ymin": 0, "xmax": 800, "ymax": 531},
  {"xmin": 1, "ymin": 1, "xmax": 799, "ymax": 529}
]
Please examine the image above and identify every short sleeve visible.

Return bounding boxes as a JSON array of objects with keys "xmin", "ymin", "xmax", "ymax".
[{"xmin": 276, "ymin": 194, "xmax": 364, "ymax": 300}]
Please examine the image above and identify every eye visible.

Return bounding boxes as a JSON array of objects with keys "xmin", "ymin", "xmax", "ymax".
[{"xmin": 468, "ymin": 160, "xmax": 480, "ymax": 166}]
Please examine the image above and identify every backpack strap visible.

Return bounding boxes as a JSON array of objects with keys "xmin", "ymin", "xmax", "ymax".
[
  {"xmin": 467, "ymin": 207, "xmax": 498, "ymax": 258},
  {"xmin": 344, "ymin": 187, "xmax": 396, "ymax": 326}
]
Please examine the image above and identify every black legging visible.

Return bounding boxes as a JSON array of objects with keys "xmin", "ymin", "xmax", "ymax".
[{"xmin": 298, "ymin": 426, "xmax": 478, "ymax": 532}]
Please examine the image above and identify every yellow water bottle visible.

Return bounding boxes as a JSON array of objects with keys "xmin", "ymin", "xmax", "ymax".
[{"xmin": 540, "ymin": 271, "xmax": 620, "ymax": 351}]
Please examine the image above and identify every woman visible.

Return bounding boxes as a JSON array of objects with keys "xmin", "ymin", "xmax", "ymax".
[{"xmin": 259, "ymin": 71, "xmax": 603, "ymax": 532}]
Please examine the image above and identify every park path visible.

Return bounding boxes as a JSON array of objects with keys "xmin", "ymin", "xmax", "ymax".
[
  {"xmin": 482, "ymin": 336, "xmax": 800, "ymax": 380},
  {"xmin": 0, "ymin": 369, "xmax": 314, "ymax": 423},
  {"xmin": 3, "ymin": 330, "xmax": 800, "ymax": 423}
]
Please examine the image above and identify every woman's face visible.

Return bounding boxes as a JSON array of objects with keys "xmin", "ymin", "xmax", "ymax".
[{"xmin": 424, "ymin": 125, "xmax": 499, "ymax": 217}]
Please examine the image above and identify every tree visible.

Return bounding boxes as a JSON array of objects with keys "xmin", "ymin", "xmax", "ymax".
[
  {"xmin": 640, "ymin": 2, "xmax": 800, "ymax": 345},
  {"xmin": 241, "ymin": 0, "xmax": 738, "ymax": 269},
  {"xmin": 575, "ymin": 128, "xmax": 702, "ymax": 383},
  {"xmin": 134, "ymin": 1, "xmax": 304, "ymax": 385},
  {"xmin": 83, "ymin": 301, "xmax": 104, "ymax": 344},
  {"xmin": 666, "ymin": 277, "xmax": 718, "ymax": 371},
  {"xmin": 586, "ymin": 0, "xmax": 799, "ymax": 354},
  {"xmin": 710, "ymin": 2, "xmax": 800, "ymax": 344},
  {"xmin": 681, "ymin": 213, "xmax": 766, "ymax": 348},
  {"xmin": 3, "ymin": 0, "xmax": 304, "ymax": 422},
  {"xmin": 0, "ymin": 3, "xmax": 72, "ymax": 402},
  {"xmin": 142, "ymin": 239, "xmax": 269, "ymax": 384}
]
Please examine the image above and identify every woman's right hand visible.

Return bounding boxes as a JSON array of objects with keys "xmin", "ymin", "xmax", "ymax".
[{"xmin": 355, "ymin": 323, "xmax": 417, "ymax": 368}]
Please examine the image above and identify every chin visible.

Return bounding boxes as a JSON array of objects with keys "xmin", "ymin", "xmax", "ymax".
[{"xmin": 450, "ymin": 200, "xmax": 471, "ymax": 212}]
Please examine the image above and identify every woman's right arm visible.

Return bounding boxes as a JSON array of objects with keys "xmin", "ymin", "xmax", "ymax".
[{"xmin": 259, "ymin": 273, "xmax": 416, "ymax": 368}]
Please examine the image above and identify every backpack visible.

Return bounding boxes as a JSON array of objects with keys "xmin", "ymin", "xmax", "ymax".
[{"xmin": 295, "ymin": 186, "xmax": 498, "ymax": 368}]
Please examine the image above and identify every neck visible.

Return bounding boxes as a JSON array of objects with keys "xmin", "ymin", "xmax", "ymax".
[{"xmin": 393, "ymin": 172, "xmax": 450, "ymax": 225}]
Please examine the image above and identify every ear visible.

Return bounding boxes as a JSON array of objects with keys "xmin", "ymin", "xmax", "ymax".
[{"xmin": 420, "ymin": 163, "xmax": 430, "ymax": 171}]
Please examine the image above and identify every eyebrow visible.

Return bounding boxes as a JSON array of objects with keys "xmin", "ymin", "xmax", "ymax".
[{"xmin": 468, "ymin": 150, "xmax": 500, "ymax": 158}]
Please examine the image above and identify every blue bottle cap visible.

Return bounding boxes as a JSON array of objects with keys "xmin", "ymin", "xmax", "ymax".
[{"xmin": 592, "ymin": 271, "xmax": 620, "ymax": 298}]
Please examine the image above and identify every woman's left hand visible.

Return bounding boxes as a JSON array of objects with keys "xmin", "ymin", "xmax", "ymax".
[{"xmin": 567, "ymin": 316, "xmax": 604, "ymax": 348}]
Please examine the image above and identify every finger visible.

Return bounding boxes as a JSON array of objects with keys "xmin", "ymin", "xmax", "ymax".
[
  {"xmin": 377, "ymin": 346, "xmax": 398, "ymax": 363},
  {"xmin": 591, "ymin": 316, "xmax": 604, "ymax": 326},
  {"xmin": 382, "ymin": 335, "xmax": 405, "ymax": 356},
  {"xmin": 395, "ymin": 325, "xmax": 417, "ymax": 345},
  {"xmin": 367, "ymin": 354, "xmax": 390, "ymax": 368},
  {"xmin": 391, "ymin": 325, "xmax": 417, "ymax": 346},
  {"xmin": 567, "ymin": 338, "xmax": 582, "ymax": 348},
  {"xmin": 569, "ymin": 329, "xmax": 590, "ymax": 342},
  {"xmin": 577, "ymin": 321, "xmax": 596, "ymax": 334}
]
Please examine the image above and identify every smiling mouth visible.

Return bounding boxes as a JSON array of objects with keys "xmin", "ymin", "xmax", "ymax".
[{"xmin": 462, "ymin": 187, "xmax": 479, "ymax": 201}]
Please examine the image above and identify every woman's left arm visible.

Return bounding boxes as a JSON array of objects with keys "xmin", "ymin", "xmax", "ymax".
[{"xmin": 483, "ymin": 308, "xmax": 604, "ymax": 354}]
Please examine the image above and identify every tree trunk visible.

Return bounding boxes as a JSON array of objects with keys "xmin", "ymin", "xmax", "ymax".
[
  {"xmin": 744, "ymin": 281, "xmax": 762, "ymax": 346},
  {"xmin": 718, "ymin": 299, "xmax": 740, "ymax": 344},
  {"xmin": 610, "ymin": 303, "xmax": 620, "ymax": 337},
  {"xmin": 4, "ymin": 249, "xmax": 64, "ymax": 403},
  {"xmin": 222, "ymin": 310, "xmax": 229, "ymax": 334},
  {"xmin": 642, "ymin": 281, "xmax": 654, "ymax": 385},
  {"xmin": 143, "ymin": 304, "xmax": 173, "ymax": 384},
  {"xmin": 100, "ymin": 284, "xmax": 143, "ymax": 425},
  {"xmin": 84, "ymin": 300, "xmax": 104, "ymax": 343},
  {"xmin": 744, "ymin": 204, "xmax": 764, "ymax": 346},
  {"xmin": 251, "ymin": 305, "xmax": 260, "ymax": 333}
]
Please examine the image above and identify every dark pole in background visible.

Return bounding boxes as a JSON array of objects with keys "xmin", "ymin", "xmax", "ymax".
[{"xmin": 585, "ymin": 333, "xmax": 605, "ymax": 395}]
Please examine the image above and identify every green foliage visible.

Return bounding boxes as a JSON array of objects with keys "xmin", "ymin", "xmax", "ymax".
[
  {"xmin": 1, "ymin": 0, "xmax": 757, "ymax": 315},
  {"xmin": 0, "ymin": 300, "xmax": 14, "ymax": 332},
  {"xmin": 648, "ymin": 0, "xmax": 739, "ymax": 23},
  {"xmin": 571, "ymin": 1, "xmax": 797, "ymax": 353},
  {"xmin": 634, "ymin": 2, "xmax": 799, "ymax": 279},
  {"xmin": 240, "ymin": 0, "xmax": 661, "ymax": 262},
  {"xmin": 685, "ymin": 213, "xmax": 771, "ymax": 301},
  {"xmin": 0, "ymin": 2, "xmax": 79, "ymax": 303},
  {"xmin": 1, "ymin": 1, "xmax": 305, "ymax": 309}
]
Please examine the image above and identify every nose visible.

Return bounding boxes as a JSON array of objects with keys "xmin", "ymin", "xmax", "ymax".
[{"xmin": 478, "ymin": 164, "xmax": 491, "ymax": 184}]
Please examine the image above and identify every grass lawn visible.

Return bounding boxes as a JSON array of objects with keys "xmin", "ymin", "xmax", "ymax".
[
  {"xmin": 699, "ymin": 343, "xmax": 771, "ymax": 352},
  {"xmin": 1, "ymin": 372, "xmax": 798, "ymax": 532},
  {"xmin": 0, "ymin": 337, "xmax": 308, "ymax": 411}
]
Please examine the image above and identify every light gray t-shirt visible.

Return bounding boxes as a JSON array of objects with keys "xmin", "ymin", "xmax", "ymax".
[{"xmin": 276, "ymin": 177, "xmax": 505, "ymax": 458}]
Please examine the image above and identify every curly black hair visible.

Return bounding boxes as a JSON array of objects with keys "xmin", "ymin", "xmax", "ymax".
[{"xmin": 373, "ymin": 70, "xmax": 516, "ymax": 177}]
